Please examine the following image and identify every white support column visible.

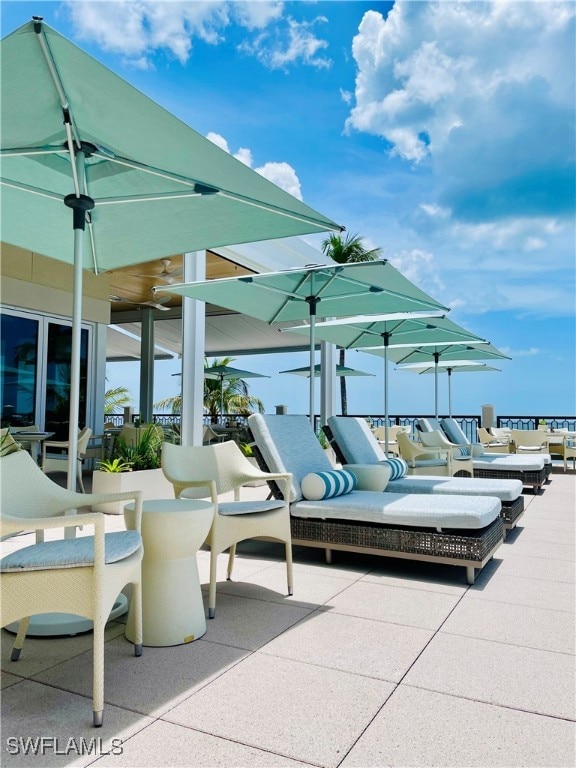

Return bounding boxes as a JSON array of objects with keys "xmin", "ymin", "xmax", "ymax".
[
  {"xmin": 180, "ymin": 251, "xmax": 206, "ymax": 446},
  {"xmin": 320, "ymin": 341, "xmax": 336, "ymax": 427}
]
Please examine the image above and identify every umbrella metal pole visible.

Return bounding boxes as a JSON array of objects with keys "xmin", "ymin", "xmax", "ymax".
[
  {"xmin": 434, "ymin": 352, "xmax": 440, "ymax": 420},
  {"xmin": 220, "ymin": 375, "xmax": 224, "ymax": 425},
  {"xmin": 383, "ymin": 332, "xmax": 390, "ymax": 456},
  {"xmin": 309, "ymin": 312, "xmax": 316, "ymax": 428},
  {"xmin": 64, "ymin": 150, "xmax": 94, "ymax": 495},
  {"xmin": 447, "ymin": 368, "xmax": 452, "ymax": 418}
]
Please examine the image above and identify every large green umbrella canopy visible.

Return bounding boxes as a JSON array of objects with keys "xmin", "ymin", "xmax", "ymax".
[
  {"xmin": 164, "ymin": 262, "xmax": 449, "ymax": 421},
  {"xmin": 280, "ymin": 364, "xmax": 374, "ymax": 377},
  {"xmin": 367, "ymin": 341, "xmax": 509, "ymax": 421},
  {"xmin": 204, "ymin": 364, "xmax": 269, "ymax": 420},
  {"xmin": 283, "ymin": 312, "xmax": 486, "ymax": 450},
  {"xmin": 397, "ymin": 362, "xmax": 501, "ymax": 417},
  {"xmin": 0, "ymin": 19, "xmax": 340, "ymax": 486}
]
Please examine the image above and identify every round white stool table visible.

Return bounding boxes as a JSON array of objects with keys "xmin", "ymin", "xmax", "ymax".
[{"xmin": 124, "ymin": 498, "xmax": 214, "ymax": 647}]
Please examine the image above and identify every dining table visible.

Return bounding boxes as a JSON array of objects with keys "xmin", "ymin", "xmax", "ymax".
[{"xmin": 10, "ymin": 431, "xmax": 54, "ymax": 463}]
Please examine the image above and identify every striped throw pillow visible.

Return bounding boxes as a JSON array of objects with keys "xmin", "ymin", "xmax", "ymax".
[
  {"xmin": 457, "ymin": 446, "xmax": 470, "ymax": 457},
  {"xmin": 383, "ymin": 457, "xmax": 408, "ymax": 480},
  {"xmin": 301, "ymin": 469, "xmax": 357, "ymax": 501}
]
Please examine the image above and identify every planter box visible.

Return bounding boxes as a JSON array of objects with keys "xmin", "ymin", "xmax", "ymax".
[{"xmin": 91, "ymin": 468, "xmax": 174, "ymax": 514}]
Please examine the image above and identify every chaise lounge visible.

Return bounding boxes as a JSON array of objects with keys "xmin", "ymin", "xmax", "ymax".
[
  {"xmin": 418, "ymin": 418, "xmax": 550, "ymax": 492},
  {"xmin": 248, "ymin": 414, "xmax": 504, "ymax": 585},
  {"xmin": 325, "ymin": 416, "xmax": 524, "ymax": 533}
]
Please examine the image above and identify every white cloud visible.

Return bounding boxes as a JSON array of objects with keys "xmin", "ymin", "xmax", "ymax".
[
  {"xmin": 254, "ymin": 161, "xmax": 302, "ymax": 199},
  {"xmin": 63, "ymin": 0, "xmax": 327, "ymax": 70},
  {"xmin": 347, "ymin": 1, "xmax": 575, "ymax": 221},
  {"xmin": 232, "ymin": 1, "xmax": 284, "ymax": 31},
  {"xmin": 206, "ymin": 133, "xmax": 301, "ymax": 198},
  {"xmin": 63, "ymin": 0, "xmax": 230, "ymax": 63},
  {"xmin": 239, "ymin": 15, "xmax": 331, "ymax": 70}
]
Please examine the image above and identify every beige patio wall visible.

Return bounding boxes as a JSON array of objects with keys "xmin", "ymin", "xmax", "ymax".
[{"xmin": 0, "ymin": 243, "xmax": 110, "ymax": 323}]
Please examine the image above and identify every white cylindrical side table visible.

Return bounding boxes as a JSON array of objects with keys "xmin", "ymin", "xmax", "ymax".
[{"xmin": 124, "ymin": 498, "xmax": 214, "ymax": 647}]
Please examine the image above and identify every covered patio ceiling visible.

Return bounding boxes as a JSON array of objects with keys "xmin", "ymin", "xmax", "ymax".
[{"xmin": 107, "ymin": 312, "xmax": 313, "ymax": 362}]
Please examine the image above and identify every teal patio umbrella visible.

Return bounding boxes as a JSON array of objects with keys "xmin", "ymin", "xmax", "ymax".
[
  {"xmin": 0, "ymin": 19, "xmax": 340, "ymax": 487},
  {"xmin": 282, "ymin": 313, "xmax": 486, "ymax": 451},
  {"xmin": 397, "ymin": 362, "xmax": 501, "ymax": 417},
  {"xmin": 368, "ymin": 341, "xmax": 509, "ymax": 422},
  {"xmin": 204, "ymin": 364, "xmax": 269, "ymax": 422},
  {"xmin": 164, "ymin": 262, "xmax": 449, "ymax": 422},
  {"xmin": 280, "ymin": 364, "xmax": 374, "ymax": 377}
]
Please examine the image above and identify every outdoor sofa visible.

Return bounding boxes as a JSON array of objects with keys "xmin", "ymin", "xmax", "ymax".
[
  {"xmin": 325, "ymin": 416, "xmax": 524, "ymax": 533},
  {"xmin": 248, "ymin": 414, "xmax": 504, "ymax": 585},
  {"xmin": 418, "ymin": 418, "xmax": 550, "ymax": 492}
]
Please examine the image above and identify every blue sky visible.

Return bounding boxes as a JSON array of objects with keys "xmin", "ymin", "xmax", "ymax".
[{"xmin": 2, "ymin": 1, "xmax": 575, "ymax": 418}]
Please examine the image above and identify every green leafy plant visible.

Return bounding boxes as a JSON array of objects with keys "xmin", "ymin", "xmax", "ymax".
[
  {"xmin": 238, "ymin": 442, "xmax": 253, "ymax": 457},
  {"xmin": 538, "ymin": 419, "xmax": 547, "ymax": 426},
  {"xmin": 98, "ymin": 457, "xmax": 133, "ymax": 473},
  {"xmin": 316, "ymin": 428, "xmax": 329, "ymax": 450},
  {"xmin": 110, "ymin": 424, "xmax": 163, "ymax": 471}
]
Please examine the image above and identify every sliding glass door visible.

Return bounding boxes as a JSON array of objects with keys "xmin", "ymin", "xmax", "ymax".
[{"xmin": 1, "ymin": 310, "xmax": 91, "ymax": 440}]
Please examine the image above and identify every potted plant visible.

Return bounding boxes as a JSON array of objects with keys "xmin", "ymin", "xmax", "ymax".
[
  {"xmin": 317, "ymin": 428, "xmax": 337, "ymax": 467},
  {"xmin": 91, "ymin": 424, "xmax": 174, "ymax": 513}
]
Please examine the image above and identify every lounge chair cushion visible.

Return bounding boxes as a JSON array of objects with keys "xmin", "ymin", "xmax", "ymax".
[
  {"xmin": 382, "ymin": 457, "xmax": 408, "ymax": 480},
  {"xmin": 387, "ymin": 475, "xmax": 523, "ymax": 502},
  {"xmin": 302, "ymin": 469, "xmax": 357, "ymax": 500},
  {"xmin": 292, "ymin": 490, "xmax": 501, "ymax": 530},
  {"xmin": 249, "ymin": 414, "xmax": 333, "ymax": 502},
  {"xmin": 327, "ymin": 416, "xmax": 385, "ymax": 464},
  {"xmin": 0, "ymin": 531, "xmax": 142, "ymax": 572},
  {"xmin": 440, "ymin": 418, "xmax": 485, "ymax": 456}
]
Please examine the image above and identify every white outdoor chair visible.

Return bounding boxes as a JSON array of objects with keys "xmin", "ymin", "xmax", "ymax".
[
  {"xmin": 161, "ymin": 440, "xmax": 293, "ymax": 619},
  {"xmin": 0, "ymin": 448, "xmax": 144, "ymax": 727},
  {"xmin": 396, "ymin": 431, "xmax": 452, "ymax": 476},
  {"xmin": 41, "ymin": 426, "xmax": 93, "ymax": 492},
  {"xmin": 510, "ymin": 429, "xmax": 549, "ymax": 455},
  {"xmin": 418, "ymin": 430, "xmax": 474, "ymax": 477}
]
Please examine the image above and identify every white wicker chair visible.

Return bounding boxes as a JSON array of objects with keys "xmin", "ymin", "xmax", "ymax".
[
  {"xmin": 419, "ymin": 430, "xmax": 474, "ymax": 477},
  {"xmin": 41, "ymin": 426, "xmax": 93, "ymax": 492},
  {"xmin": 396, "ymin": 431, "xmax": 452, "ymax": 476},
  {"xmin": 510, "ymin": 429, "xmax": 550, "ymax": 455},
  {"xmin": 162, "ymin": 441, "xmax": 293, "ymax": 619},
  {"xmin": 0, "ymin": 449, "xmax": 144, "ymax": 727}
]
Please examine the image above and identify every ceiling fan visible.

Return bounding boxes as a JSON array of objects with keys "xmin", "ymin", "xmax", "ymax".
[
  {"xmin": 109, "ymin": 288, "xmax": 171, "ymax": 311},
  {"xmin": 131, "ymin": 259, "xmax": 183, "ymax": 284}
]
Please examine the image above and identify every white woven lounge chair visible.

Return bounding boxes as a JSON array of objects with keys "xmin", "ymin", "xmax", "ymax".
[
  {"xmin": 161, "ymin": 441, "xmax": 293, "ymax": 619},
  {"xmin": 0, "ymin": 446, "xmax": 143, "ymax": 727},
  {"xmin": 248, "ymin": 414, "xmax": 504, "ymax": 585},
  {"xmin": 416, "ymin": 418, "xmax": 550, "ymax": 493},
  {"xmin": 325, "ymin": 416, "xmax": 524, "ymax": 532}
]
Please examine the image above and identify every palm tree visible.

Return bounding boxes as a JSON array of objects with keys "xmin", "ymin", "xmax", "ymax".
[
  {"xmin": 154, "ymin": 357, "xmax": 265, "ymax": 421},
  {"xmin": 104, "ymin": 385, "xmax": 133, "ymax": 414},
  {"xmin": 321, "ymin": 233, "xmax": 382, "ymax": 415}
]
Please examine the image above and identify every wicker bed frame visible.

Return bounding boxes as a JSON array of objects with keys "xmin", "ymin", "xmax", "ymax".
[
  {"xmin": 323, "ymin": 425, "xmax": 525, "ymax": 529},
  {"xmin": 249, "ymin": 439, "xmax": 503, "ymax": 585}
]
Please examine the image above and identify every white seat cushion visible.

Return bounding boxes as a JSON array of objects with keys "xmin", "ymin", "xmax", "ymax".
[
  {"xmin": 472, "ymin": 454, "xmax": 546, "ymax": 471},
  {"xmin": 387, "ymin": 476, "xmax": 522, "ymax": 503},
  {"xmin": 217, "ymin": 500, "xmax": 285, "ymax": 516},
  {"xmin": 0, "ymin": 531, "xmax": 142, "ymax": 572},
  {"xmin": 292, "ymin": 490, "xmax": 501, "ymax": 530}
]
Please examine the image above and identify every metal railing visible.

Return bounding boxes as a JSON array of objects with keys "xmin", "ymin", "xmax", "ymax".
[{"xmin": 105, "ymin": 413, "xmax": 576, "ymax": 445}]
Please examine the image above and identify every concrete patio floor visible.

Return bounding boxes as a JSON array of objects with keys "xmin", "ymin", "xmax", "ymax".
[{"xmin": 1, "ymin": 469, "xmax": 575, "ymax": 767}]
